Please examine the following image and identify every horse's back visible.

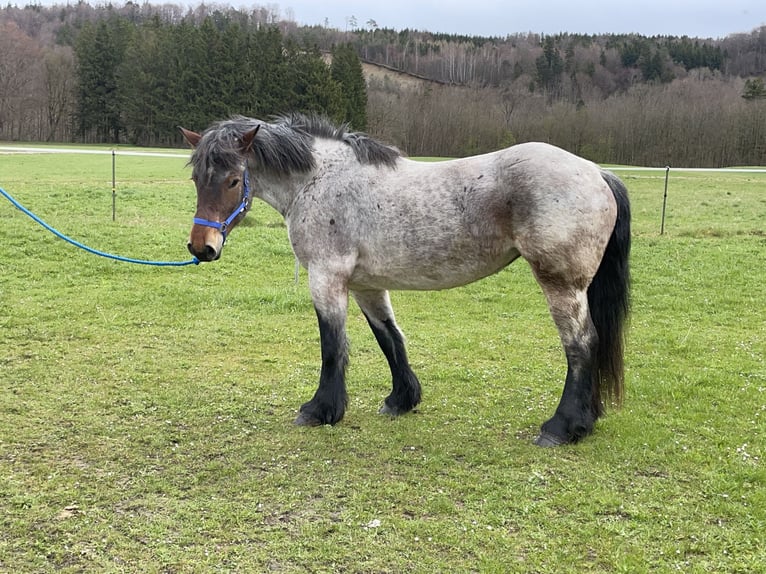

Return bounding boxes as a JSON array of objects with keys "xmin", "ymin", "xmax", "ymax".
[
  {"xmin": 292, "ymin": 140, "xmax": 618, "ymax": 292},
  {"xmin": 396, "ymin": 141, "xmax": 619, "ymax": 286}
]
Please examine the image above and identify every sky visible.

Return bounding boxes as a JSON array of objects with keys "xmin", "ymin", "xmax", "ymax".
[
  {"xmin": 261, "ymin": 0, "xmax": 765, "ymax": 39},
  {"xmin": 16, "ymin": 0, "xmax": 766, "ymax": 38}
]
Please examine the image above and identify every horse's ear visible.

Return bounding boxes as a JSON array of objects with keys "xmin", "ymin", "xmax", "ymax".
[
  {"xmin": 240, "ymin": 125, "xmax": 261, "ymax": 153},
  {"xmin": 179, "ymin": 127, "xmax": 201, "ymax": 148}
]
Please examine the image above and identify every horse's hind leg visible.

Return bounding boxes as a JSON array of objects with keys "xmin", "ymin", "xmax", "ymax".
[
  {"xmin": 352, "ymin": 289, "xmax": 422, "ymax": 416},
  {"xmin": 533, "ymin": 280, "xmax": 599, "ymax": 446}
]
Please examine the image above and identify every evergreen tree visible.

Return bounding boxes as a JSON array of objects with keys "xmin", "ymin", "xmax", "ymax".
[
  {"xmin": 617, "ymin": 37, "xmax": 644, "ymax": 67},
  {"xmin": 75, "ymin": 18, "xmax": 129, "ymax": 142},
  {"xmin": 241, "ymin": 26, "xmax": 292, "ymax": 117},
  {"xmin": 287, "ymin": 44, "xmax": 344, "ymax": 121},
  {"xmin": 197, "ymin": 17, "xmax": 243, "ymax": 119},
  {"xmin": 331, "ymin": 43, "xmax": 367, "ymax": 130},
  {"xmin": 742, "ymin": 77, "xmax": 766, "ymax": 100},
  {"xmin": 535, "ymin": 36, "xmax": 564, "ymax": 100},
  {"xmin": 119, "ymin": 17, "xmax": 176, "ymax": 145},
  {"xmin": 170, "ymin": 20, "xmax": 211, "ymax": 130}
]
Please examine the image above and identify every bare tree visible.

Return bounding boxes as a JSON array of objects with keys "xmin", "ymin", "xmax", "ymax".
[
  {"xmin": 43, "ymin": 46, "xmax": 75, "ymax": 141},
  {"xmin": 0, "ymin": 21, "xmax": 42, "ymax": 140}
]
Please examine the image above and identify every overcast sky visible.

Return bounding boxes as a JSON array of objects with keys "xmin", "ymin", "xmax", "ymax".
[
  {"xmin": 17, "ymin": 0, "xmax": 766, "ymax": 38},
  {"xmin": 263, "ymin": 0, "xmax": 765, "ymax": 39}
]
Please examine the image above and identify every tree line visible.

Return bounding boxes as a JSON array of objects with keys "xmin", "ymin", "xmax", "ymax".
[
  {"xmin": 1, "ymin": 2, "xmax": 765, "ymax": 166},
  {"xmin": 365, "ymin": 73, "xmax": 765, "ymax": 167},
  {"xmin": 308, "ymin": 19, "xmax": 765, "ymax": 166},
  {"xmin": 314, "ymin": 21, "xmax": 766, "ymax": 166},
  {"xmin": 1, "ymin": 4, "xmax": 366, "ymax": 146},
  {"xmin": 75, "ymin": 16, "xmax": 365, "ymax": 145}
]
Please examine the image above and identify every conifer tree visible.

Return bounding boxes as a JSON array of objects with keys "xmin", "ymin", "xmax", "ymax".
[
  {"xmin": 330, "ymin": 43, "xmax": 368, "ymax": 130},
  {"xmin": 742, "ymin": 77, "xmax": 766, "ymax": 100},
  {"xmin": 286, "ymin": 44, "xmax": 344, "ymax": 120},
  {"xmin": 75, "ymin": 19, "xmax": 129, "ymax": 142}
]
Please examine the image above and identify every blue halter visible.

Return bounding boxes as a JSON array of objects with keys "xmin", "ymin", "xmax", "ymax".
[{"xmin": 192, "ymin": 169, "xmax": 251, "ymax": 242}]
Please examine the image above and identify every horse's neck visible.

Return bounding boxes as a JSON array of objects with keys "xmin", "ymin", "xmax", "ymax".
[
  {"xmin": 253, "ymin": 171, "xmax": 311, "ymax": 217},
  {"xmin": 252, "ymin": 140, "xmax": 343, "ymax": 217}
]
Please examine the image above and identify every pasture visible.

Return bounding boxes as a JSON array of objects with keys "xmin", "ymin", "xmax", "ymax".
[{"xmin": 0, "ymin": 145, "xmax": 764, "ymax": 572}]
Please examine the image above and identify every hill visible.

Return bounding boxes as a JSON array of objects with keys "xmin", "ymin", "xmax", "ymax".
[{"xmin": 1, "ymin": 2, "xmax": 765, "ymax": 165}]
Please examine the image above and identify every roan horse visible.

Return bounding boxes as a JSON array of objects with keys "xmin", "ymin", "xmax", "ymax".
[{"xmin": 180, "ymin": 114, "xmax": 630, "ymax": 446}]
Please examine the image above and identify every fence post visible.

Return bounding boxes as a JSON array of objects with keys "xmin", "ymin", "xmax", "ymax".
[
  {"xmin": 112, "ymin": 150, "xmax": 116, "ymax": 222},
  {"xmin": 660, "ymin": 165, "xmax": 670, "ymax": 235}
]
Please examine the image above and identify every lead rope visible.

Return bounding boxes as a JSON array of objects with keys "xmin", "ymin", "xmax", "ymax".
[{"xmin": 0, "ymin": 186, "xmax": 199, "ymax": 267}]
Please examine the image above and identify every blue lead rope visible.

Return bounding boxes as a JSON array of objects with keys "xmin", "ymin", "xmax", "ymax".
[{"xmin": 0, "ymin": 186, "xmax": 199, "ymax": 267}]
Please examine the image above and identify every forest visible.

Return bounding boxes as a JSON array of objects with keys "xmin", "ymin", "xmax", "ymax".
[{"xmin": 1, "ymin": 2, "xmax": 765, "ymax": 166}]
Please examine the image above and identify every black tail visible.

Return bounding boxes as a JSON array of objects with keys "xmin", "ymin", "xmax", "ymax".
[{"xmin": 589, "ymin": 171, "xmax": 631, "ymax": 417}]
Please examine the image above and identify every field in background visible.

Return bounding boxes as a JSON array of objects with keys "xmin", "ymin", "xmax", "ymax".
[{"xmin": 0, "ymin": 147, "xmax": 764, "ymax": 572}]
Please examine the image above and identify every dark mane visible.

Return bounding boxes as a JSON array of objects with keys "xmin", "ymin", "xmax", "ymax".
[
  {"xmin": 189, "ymin": 113, "xmax": 400, "ymax": 182},
  {"xmin": 277, "ymin": 113, "xmax": 401, "ymax": 169}
]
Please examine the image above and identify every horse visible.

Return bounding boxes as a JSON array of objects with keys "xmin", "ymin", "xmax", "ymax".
[{"xmin": 180, "ymin": 113, "xmax": 630, "ymax": 447}]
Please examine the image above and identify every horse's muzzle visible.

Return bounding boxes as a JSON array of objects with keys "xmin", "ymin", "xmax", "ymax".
[
  {"xmin": 187, "ymin": 226, "xmax": 223, "ymax": 262},
  {"xmin": 187, "ymin": 242, "xmax": 220, "ymax": 262}
]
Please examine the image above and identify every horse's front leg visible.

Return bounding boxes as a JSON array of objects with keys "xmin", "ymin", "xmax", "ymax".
[{"xmin": 294, "ymin": 270, "xmax": 350, "ymax": 426}]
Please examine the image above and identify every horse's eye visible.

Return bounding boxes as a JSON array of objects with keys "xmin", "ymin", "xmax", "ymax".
[{"xmin": 229, "ymin": 179, "xmax": 240, "ymax": 189}]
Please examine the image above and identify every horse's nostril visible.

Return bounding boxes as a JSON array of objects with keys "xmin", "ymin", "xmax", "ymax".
[
  {"xmin": 204, "ymin": 245, "xmax": 218, "ymax": 261},
  {"xmin": 187, "ymin": 242, "xmax": 218, "ymax": 262}
]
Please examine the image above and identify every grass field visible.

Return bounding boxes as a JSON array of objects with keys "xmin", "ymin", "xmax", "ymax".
[{"xmin": 1, "ymin": 146, "xmax": 764, "ymax": 573}]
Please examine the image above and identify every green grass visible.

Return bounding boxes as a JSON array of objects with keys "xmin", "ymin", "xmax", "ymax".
[{"xmin": 1, "ymin": 148, "xmax": 764, "ymax": 572}]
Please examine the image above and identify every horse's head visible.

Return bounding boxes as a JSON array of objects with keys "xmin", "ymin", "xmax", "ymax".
[{"xmin": 180, "ymin": 125, "xmax": 259, "ymax": 262}]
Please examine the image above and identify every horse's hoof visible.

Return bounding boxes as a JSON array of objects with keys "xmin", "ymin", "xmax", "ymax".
[
  {"xmin": 294, "ymin": 412, "xmax": 323, "ymax": 426},
  {"xmin": 534, "ymin": 431, "xmax": 568, "ymax": 447},
  {"xmin": 379, "ymin": 403, "xmax": 405, "ymax": 416}
]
